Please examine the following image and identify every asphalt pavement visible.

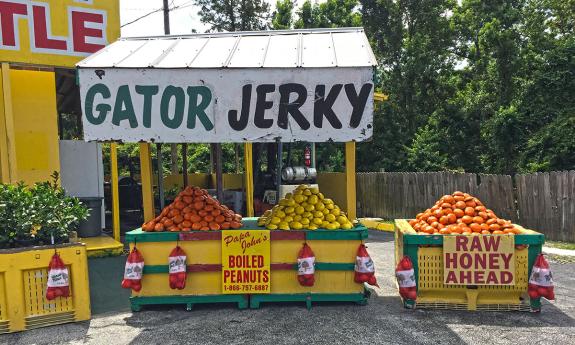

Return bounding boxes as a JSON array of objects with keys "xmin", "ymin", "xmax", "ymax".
[{"xmin": 1, "ymin": 231, "xmax": 574, "ymax": 345}]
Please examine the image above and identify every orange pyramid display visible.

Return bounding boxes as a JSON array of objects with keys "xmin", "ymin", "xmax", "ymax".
[{"xmin": 142, "ymin": 186, "xmax": 243, "ymax": 232}]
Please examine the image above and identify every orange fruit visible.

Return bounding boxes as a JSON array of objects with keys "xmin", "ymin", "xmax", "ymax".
[
  {"xmin": 443, "ymin": 195, "xmax": 455, "ymax": 204},
  {"xmin": 470, "ymin": 223, "xmax": 481, "ymax": 232},
  {"xmin": 439, "ymin": 216, "xmax": 449, "ymax": 225},
  {"xmin": 172, "ymin": 215, "xmax": 184, "ymax": 224},
  {"xmin": 453, "ymin": 209, "xmax": 465, "ymax": 218},
  {"xmin": 464, "ymin": 207, "xmax": 475, "ymax": 216},
  {"xmin": 461, "ymin": 215, "xmax": 473, "ymax": 224},
  {"xmin": 455, "ymin": 201, "xmax": 466, "ymax": 209},
  {"xmin": 472, "ymin": 216, "xmax": 484, "ymax": 224},
  {"xmin": 465, "ymin": 200, "xmax": 477, "ymax": 208},
  {"xmin": 489, "ymin": 223, "xmax": 501, "ymax": 231}
]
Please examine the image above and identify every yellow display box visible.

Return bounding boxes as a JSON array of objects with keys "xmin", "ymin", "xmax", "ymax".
[
  {"xmin": 0, "ymin": 243, "xmax": 91, "ymax": 333},
  {"xmin": 395, "ymin": 219, "xmax": 545, "ymax": 312},
  {"xmin": 125, "ymin": 218, "xmax": 369, "ymax": 310}
]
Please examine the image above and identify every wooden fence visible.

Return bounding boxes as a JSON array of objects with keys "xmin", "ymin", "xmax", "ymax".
[{"xmin": 356, "ymin": 171, "xmax": 575, "ymax": 241}]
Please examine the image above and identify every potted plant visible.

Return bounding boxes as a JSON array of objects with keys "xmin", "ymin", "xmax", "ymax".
[{"xmin": 0, "ymin": 172, "xmax": 89, "ymax": 249}]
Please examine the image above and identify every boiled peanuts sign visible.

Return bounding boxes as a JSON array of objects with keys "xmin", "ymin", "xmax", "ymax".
[
  {"xmin": 443, "ymin": 235, "xmax": 515, "ymax": 285},
  {"xmin": 221, "ymin": 230, "xmax": 270, "ymax": 294},
  {"xmin": 78, "ymin": 68, "xmax": 374, "ymax": 142}
]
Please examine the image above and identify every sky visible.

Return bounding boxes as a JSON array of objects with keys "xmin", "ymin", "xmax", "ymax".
[
  {"xmin": 120, "ymin": 0, "xmax": 207, "ymax": 37},
  {"xmin": 119, "ymin": 1, "xmax": 327, "ymax": 37}
]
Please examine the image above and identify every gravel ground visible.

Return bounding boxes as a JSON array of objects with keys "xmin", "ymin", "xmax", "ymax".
[{"xmin": 2, "ymin": 231, "xmax": 574, "ymax": 345}]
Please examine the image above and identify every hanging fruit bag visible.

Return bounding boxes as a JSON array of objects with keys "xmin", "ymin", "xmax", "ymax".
[
  {"xmin": 169, "ymin": 246, "xmax": 187, "ymax": 290},
  {"xmin": 122, "ymin": 247, "xmax": 145, "ymax": 292},
  {"xmin": 396, "ymin": 256, "xmax": 417, "ymax": 301},
  {"xmin": 46, "ymin": 253, "xmax": 70, "ymax": 300},
  {"xmin": 354, "ymin": 244, "xmax": 379, "ymax": 287},
  {"xmin": 297, "ymin": 243, "xmax": 316, "ymax": 287},
  {"xmin": 528, "ymin": 254, "xmax": 555, "ymax": 301}
]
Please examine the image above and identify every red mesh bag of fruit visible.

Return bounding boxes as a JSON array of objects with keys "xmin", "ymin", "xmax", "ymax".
[
  {"xmin": 46, "ymin": 253, "xmax": 70, "ymax": 300},
  {"xmin": 354, "ymin": 244, "xmax": 379, "ymax": 287},
  {"xmin": 396, "ymin": 256, "xmax": 417, "ymax": 301},
  {"xmin": 297, "ymin": 243, "xmax": 315, "ymax": 287},
  {"xmin": 528, "ymin": 254, "xmax": 554, "ymax": 301},
  {"xmin": 169, "ymin": 246, "xmax": 187, "ymax": 290},
  {"xmin": 121, "ymin": 247, "xmax": 144, "ymax": 292}
]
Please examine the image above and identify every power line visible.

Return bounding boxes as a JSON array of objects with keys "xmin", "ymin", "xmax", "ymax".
[{"xmin": 121, "ymin": 0, "xmax": 194, "ymax": 28}]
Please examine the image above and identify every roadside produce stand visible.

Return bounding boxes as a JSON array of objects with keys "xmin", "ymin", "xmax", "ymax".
[
  {"xmin": 77, "ymin": 28, "xmax": 378, "ymax": 309},
  {"xmin": 395, "ymin": 192, "xmax": 548, "ymax": 312}
]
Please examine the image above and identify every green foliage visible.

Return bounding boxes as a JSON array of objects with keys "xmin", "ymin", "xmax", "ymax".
[
  {"xmin": 272, "ymin": 0, "xmax": 294, "ymax": 29},
  {"xmin": 360, "ymin": 0, "xmax": 574, "ymax": 173},
  {"xmin": 0, "ymin": 172, "xmax": 89, "ymax": 249},
  {"xmin": 295, "ymin": 0, "xmax": 361, "ymax": 29},
  {"xmin": 194, "ymin": 0, "xmax": 271, "ymax": 31}
]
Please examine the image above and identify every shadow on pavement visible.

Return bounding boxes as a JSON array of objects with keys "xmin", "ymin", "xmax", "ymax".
[{"xmin": 366, "ymin": 230, "xmax": 395, "ymax": 243}]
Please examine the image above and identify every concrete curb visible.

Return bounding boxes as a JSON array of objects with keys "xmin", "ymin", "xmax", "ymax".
[
  {"xmin": 359, "ymin": 218, "xmax": 394, "ymax": 232},
  {"xmin": 543, "ymin": 246, "xmax": 575, "ymax": 257}
]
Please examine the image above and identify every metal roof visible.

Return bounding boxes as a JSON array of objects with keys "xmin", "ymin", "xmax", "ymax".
[{"xmin": 76, "ymin": 27, "xmax": 377, "ymax": 69}]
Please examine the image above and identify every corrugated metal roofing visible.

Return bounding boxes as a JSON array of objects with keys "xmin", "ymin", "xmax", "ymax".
[{"xmin": 77, "ymin": 27, "xmax": 377, "ymax": 69}]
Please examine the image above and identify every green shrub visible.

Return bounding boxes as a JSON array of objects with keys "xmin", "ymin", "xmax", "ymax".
[{"xmin": 0, "ymin": 172, "xmax": 88, "ymax": 249}]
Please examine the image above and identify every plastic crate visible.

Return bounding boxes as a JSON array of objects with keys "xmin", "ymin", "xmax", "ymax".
[
  {"xmin": 395, "ymin": 219, "xmax": 544, "ymax": 312},
  {"xmin": 125, "ymin": 218, "xmax": 369, "ymax": 311},
  {"xmin": 0, "ymin": 243, "xmax": 91, "ymax": 333}
]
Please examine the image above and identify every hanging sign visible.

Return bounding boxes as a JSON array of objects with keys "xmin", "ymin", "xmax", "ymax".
[
  {"xmin": 78, "ymin": 68, "xmax": 374, "ymax": 142},
  {"xmin": 221, "ymin": 230, "xmax": 270, "ymax": 294},
  {"xmin": 443, "ymin": 235, "xmax": 515, "ymax": 285},
  {"xmin": 0, "ymin": 0, "xmax": 119, "ymax": 67}
]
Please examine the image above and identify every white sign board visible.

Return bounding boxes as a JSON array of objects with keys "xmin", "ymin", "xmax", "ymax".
[{"xmin": 78, "ymin": 68, "xmax": 373, "ymax": 143}]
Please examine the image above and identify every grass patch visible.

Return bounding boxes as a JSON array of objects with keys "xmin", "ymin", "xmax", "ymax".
[
  {"xmin": 547, "ymin": 254, "xmax": 575, "ymax": 264},
  {"xmin": 545, "ymin": 241, "xmax": 575, "ymax": 251}
]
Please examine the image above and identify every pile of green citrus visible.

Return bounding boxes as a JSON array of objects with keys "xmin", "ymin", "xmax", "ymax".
[{"xmin": 257, "ymin": 185, "xmax": 353, "ymax": 230}]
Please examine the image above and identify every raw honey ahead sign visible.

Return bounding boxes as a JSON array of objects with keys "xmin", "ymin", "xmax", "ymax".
[
  {"xmin": 0, "ymin": 0, "xmax": 120, "ymax": 67},
  {"xmin": 221, "ymin": 230, "xmax": 270, "ymax": 294},
  {"xmin": 444, "ymin": 235, "xmax": 515, "ymax": 285}
]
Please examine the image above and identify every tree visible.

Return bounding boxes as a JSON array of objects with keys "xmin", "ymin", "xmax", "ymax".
[
  {"xmin": 295, "ymin": 0, "xmax": 361, "ymax": 29},
  {"xmin": 358, "ymin": 0, "xmax": 457, "ymax": 172},
  {"xmin": 271, "ymin": 0, "xmax": 294, "ymax": 29},
  {"xmin": 194, "ymin": 0, "xmax": 271, "ymax": 32}
]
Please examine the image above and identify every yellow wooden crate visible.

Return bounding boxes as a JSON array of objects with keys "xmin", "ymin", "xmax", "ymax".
[
  {"xmin": 129, "ymin": 238, "xmax": 364, "ymax": 295},
  {"xmin": 125, "ymin": 221, "xmax": 369, "ymax": 308},
  {"xmin": 395, "ymin": 219, "xmax": 545, "ymax": 311},
  {"xmin": 0, "ymin": 243, "xmax": 91, "ymax": 333}
]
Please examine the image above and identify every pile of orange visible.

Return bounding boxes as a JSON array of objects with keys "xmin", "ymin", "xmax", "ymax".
[
  {"xmin": 142, "ymin": 186, "xmax": 242, "ymax": 232},
  {"xmin": 409, "ymin": 191, "xmax": 519, "ymax": 235}
]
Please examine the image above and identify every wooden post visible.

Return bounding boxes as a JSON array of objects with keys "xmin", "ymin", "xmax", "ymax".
[
  {"xmin": 215, "ymin": 143, "xmax": 223, "ymax": 202},
  {"xmin": 139, "ymin": 143, "xmax": 155, "ymax": 221},
  {"xmin": 182, "ymin": 143, "xmax": 188, "ymax": 187},
  {"xmin": 0, "ymin": 63, "xmax": 17, "ymax": 183},
  {"xmin": 110, "ymin": 143, "xmax": 121, "ymax": 242},
  {"xmin": 345, "ymin": 141, "xmax": 356, "ymax": 220},
  {"xmin": 244, "ymin": 143, "xmax": 254, "ymax": 217}
]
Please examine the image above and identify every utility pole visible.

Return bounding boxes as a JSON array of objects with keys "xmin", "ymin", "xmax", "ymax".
[
  {"xmin": 163, "ymin": 0, "xmax": 179, "ymax": 176},
  {"xmin": 156, "ymin": 0, "xmax": 171, "ymax": 209},
  {"xmin": 163, "ymin": 0, "xmax": 170, "ymax": 34}
]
